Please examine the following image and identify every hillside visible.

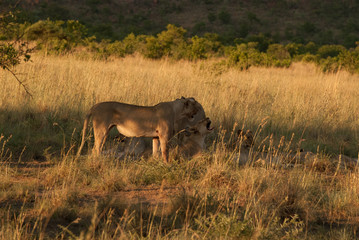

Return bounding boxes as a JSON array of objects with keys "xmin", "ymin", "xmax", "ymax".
[{"xmin": 8, "ymin": 0, "xmax": 359, "ymax": 47}]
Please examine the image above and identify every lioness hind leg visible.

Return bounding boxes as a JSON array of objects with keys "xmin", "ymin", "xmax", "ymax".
[{"xmin": 93, "ymin": 125, "xmax": 112, "ymax": 155}]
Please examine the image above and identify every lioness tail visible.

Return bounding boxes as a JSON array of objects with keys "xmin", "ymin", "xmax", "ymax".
[{"xmin": 76, "ymin": 112, "xmax": 92, "ymax": 157}]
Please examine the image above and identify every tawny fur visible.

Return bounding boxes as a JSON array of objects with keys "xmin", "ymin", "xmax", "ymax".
[{"xmin": 77, "ymin": 97, "xmax": 201, "ymax": 163}]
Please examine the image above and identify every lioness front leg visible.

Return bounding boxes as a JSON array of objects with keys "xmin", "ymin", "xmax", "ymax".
[
  {"xmin": 152, "ymin": 137, "xmax": 160, "ymax": 158},
  {"xmin": 159, "ymin": 136, "xmax": 169, "ymax": 163}
]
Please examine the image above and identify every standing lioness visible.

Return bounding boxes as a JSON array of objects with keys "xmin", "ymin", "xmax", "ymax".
[{"xmin": 77, "ymin": 97, "xmax": 201, "ymax": 163}]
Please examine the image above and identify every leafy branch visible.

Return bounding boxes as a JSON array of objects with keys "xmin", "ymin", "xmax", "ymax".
[{"xmin": 0, "ymin": 7, "xmax": 34, "ymax": 97}]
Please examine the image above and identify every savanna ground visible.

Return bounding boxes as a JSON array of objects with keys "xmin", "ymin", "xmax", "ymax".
[{"xmin": 0, "ymin": 54, "xmax": 359, "ymax": 239}]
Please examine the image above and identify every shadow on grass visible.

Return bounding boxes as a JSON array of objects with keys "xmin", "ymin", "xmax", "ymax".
[{"xmin": 0, "ymin": 105, "xmax": 358, "ymax": 163}]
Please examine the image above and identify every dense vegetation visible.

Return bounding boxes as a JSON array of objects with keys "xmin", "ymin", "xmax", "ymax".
[
  {"xmin": 6, "ymin": 0, "xmax": 359, "ymax": 47},
  {"xmin": 1, "ymin": 0, "xmax": 359, "ymax": 75},
  {"xmin": 1, "ymin": 18, "xmax": 359, "ymax": 74}
]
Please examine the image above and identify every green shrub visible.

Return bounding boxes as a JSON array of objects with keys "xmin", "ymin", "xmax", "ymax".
[
  {"xmin": 228, "ymin": 43, "xmax": 264, "ymax": 70},
  {"xmin": 192, "ymin": 22, "xmax": 206, "ymax": 34},
  {"xmin": 91, "ymin": 23, "xmax": 116, "ymax": 40},
  {"xmin": 267, "ymin": 44, "xmax": 290, "ymax": 60},
  {"xmin": 228, "ymin": 43, "xmax": 292, "ymax": 69},
  {"xmin": 317, "ymin": 44, "xmax": 346, "ymax": 59},
  {"xmin": 301, "ymin": 53, "xmax": 316, "ymax": 62},
  {"xmin": 143, "ymin": 35, "xmax": 163, "ymax": 59},
  {"xmin": 25, "ymin": 19, "xmax": 88, "ymax": 54},
  {"xmin": 25, "ymin": 19, "xmax": 64, "ymax": 41},
  {"xmin": 238, "ymin": 22, "xmax": 250, "ymax": 38},
  {"xmin": 64, "ymin": 20, "xmax": 88, "ymax": 44},
  {"xmin": 267, "ymin": 44, "xmax": 292, "ymax": 67},
  {"xmin": 208, "ymin": 12, "xmax": 216, "ymax": 23},
  {"xmin": 247, "ymin": 12, "xmax": 260, "ymax": 24},
  {"xmin": 141, "ymin": 24, "xmax": 188, "ymax": 59},
  {"xmin": 312, "ymin": 45, "xmax": 348, "ymax": 73},
  {"xmin": 120, "ymin": 33, "xmax": 143, "ymax": 55},
  {"xmin": 103, "ymin": 41, "xmax": 124, "ymax": 58},
  {"xmin": 218, "ymin": 10, "xmax": 231, "ymax": 24},
  {"xmin": 338, "ymin": 48, "xmax": 359, "ymax": 74},
  {"xmin": 318, "ymin": 57, "xmax": 341, "ymax": 73},
  {"xmin": 285, "ymin": 43, "xmax": 305, "ymax": 58},
  {"xmin": 188, "ymin": 36, "xmax": 210, "ymax": 60},
  {"xmin": 299, "ymin": 22, "xmax": 317, "ymax": 35},
  {"xmin": 304, "ymin": 41, "xmax": 318, "ymax": 54},
  {"xmin": 95, "ymin": 33, "xmax": 146, "ymax": 59},
  {"xmin": 246, "ymin": 33, "xmax": 272, "ymax": 52}
]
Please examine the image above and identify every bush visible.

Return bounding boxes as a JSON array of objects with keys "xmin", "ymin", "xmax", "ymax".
[
  {"xmin": 120, "ymin": 33, "xmax": 143, "ymax": 55},
  {"xmin": 10, "ymin": 18, "xmax": 357, "ymax": 75},
  {"xmin": 188, "ymin": 36, "xmax": 211, "ymax": 60},
  {"xmin": 304, "ymin": 41, "xmax": 318, "ymax": 55},
  {"xmin": 317, "ymin": 44, "xmax": 347, "ymax": 59},
  {"xmin": 142, "ymin": 24, "xmax": 188, "ymax": 59},
  {"xmin": 143, "ymin": 35, "xmax": 163, "ymax": 59},
  {"xmin": 25, "ymin": 19, "xmax": 88, "ymax": 54},
  {"xmin": 266, "ymin": 44, "xmax": 292, "ymax": 67},
  {"xmin": 218, "ymin": 10, "xmax": 231, "ymax": 24},
  {"xmin": 192, "ymin": 22, "xmax": 206, "ymax": 34},
  {"xmin": 267, "ymin": 44, "xmax": 291, "ymax": 60},
  {"xmin": 228, "ymin": 43, "xmax": 265, "ymax": 70},
  {"xmin": 227, "ymin": 42, "xmax": 293, "ymax": 70},
  {"xmin": 301, "ymin": 54, "xmax": 316, "ymax": 62},
  {"xmin": 246, "ymin": 33, "xmax": 272, "ymax": 52},
  {"xmin": 208, "ymin": 12, "xmax": 216, "ymax": 23},
  {"xmin": 285, "ymin": 43, "xmax": 305, "ymax": 58},
  {"xmin": 312, "ymin": 45, "xmax": 348, "ymax": 73},
  {"xmin": 318, "ymin": 57, "xmax": 341, "ymax": 73},
  {"xmin": 338, "ymin": 47, "xmax": 359, "ymax": 74}
]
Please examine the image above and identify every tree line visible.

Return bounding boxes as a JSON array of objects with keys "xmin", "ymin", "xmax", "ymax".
[{"xmin": 1, "ymin": 18, "xmax": 359, "ymax": 75}]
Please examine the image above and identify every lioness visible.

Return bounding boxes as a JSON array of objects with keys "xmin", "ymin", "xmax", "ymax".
[
  {"xmin": 77, "ymin": 97, "xmax": 201, "ymax": 163},
  {"xmin": 178, "ymin": 117, "xmax": 214, "ymax": 157},
  {"xmin": 236, "ymin": 129, "xmax": 254, "ymax": 150},
  {"xmin": 112, "ymin": 100, "xmax": 207, "ymax": 159}
]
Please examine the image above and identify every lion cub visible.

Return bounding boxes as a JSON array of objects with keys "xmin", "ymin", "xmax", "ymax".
[{"xmin": 177, "ymin": 117, "xmax": 214, "ymax": 158}]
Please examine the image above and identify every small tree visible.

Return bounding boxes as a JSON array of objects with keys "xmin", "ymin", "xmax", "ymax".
[{"xmin": 0, "ymin": 9, "xmax": 33, "ymax": 97}]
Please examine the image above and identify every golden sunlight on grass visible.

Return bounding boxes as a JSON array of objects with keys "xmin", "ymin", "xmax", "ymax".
[
  {"xmin": 2, "ymin": 54, "xmax": 358, "ymax": 155},
  {"xmin": 0, "ymin": 54, "xmax": 358, "ymax": 239}
]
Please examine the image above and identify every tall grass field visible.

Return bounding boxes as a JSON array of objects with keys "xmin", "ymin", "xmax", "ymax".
[{"xmin": 0, "ymin": 54, "xmax": 358, "ymax": 239}]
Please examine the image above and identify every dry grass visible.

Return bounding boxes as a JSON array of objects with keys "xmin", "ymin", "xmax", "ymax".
[
  {"xmin": 2, "ymin": 54, "xmax": 358, "ymax": 155},
  {"xmin": 0, "ymin": 54, "xmax": 359, "ymax": 239}
]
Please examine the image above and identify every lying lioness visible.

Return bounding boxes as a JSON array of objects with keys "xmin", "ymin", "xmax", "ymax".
[
  {"xmin": 236, "ymin": 129, "xmax": 254, "ymax": 150},
  {"xmin": 178, "ymin": 117, "xmax": 214, "ymax": 157},
  {"xmin": 77, "ymin": 97, "xmax": 201, "ymax": 163},
  {"xmin": 112, "ymin": 117, "xmax": 213, "ymax": 159}
]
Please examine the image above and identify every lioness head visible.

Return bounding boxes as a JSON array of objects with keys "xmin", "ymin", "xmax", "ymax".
[
  {"xmin": 236, "ymin": 129, "xmax": 254, "ymax": 149},
  {"xmin": 183, "ymin": 117, "xmax": 214, "ymax": 141},
  {"xmin": 178, "ymin": 97, "xmax": 203, "ymax": 121}
]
